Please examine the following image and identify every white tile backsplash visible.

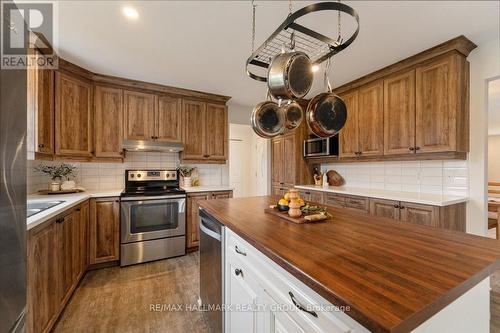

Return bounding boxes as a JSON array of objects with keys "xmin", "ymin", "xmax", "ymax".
[
  {"xmin": 321, "ymin": 160, "xmax": 469, "ymax": 196},
  {"xmin": 27, "ymin": 152, "xmax": 229, "ymax": 194}
]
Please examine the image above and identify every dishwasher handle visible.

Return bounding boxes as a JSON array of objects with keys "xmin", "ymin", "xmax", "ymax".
[{"xmin": 200, "ymin": 218, "xmax": 221, "ymax": 241}]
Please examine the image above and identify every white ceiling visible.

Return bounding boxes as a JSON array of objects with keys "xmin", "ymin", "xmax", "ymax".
[{"xmin": 56, "ymin": 1, "xmax": 499, "ymax": 109}]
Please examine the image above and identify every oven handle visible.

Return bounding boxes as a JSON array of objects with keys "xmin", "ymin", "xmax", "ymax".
[
  {"xmin": 120, "ymin": 195, "xmax": 186, "ymax": 201},
  {"xmin": 200, "ymin": 220, "xmax": 221, "ymax": 241}
]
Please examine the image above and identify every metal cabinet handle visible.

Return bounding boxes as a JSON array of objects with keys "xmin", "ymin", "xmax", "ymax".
[
  {"xmin": 235, "ymin": 245, "xmax": 247, "ymax": 256},
  {"xmin": 399, "ymin": 206, "xmax": 405, "ymax": 209},
  {"xmin": 56, "ymin": 217, "xmax": 64, "ymax": 224},
  {"xmin": 75, "ymin": 208, "xmax": 81, "ymax": 212},
  {"xmin": 235, "ymin": 268, "xmax": 243, "ymax": 277},
  {"xmin": 409, "ymin": 147, "xmax": 415, "ymax": 151},
  {"xmin": 288, "ymin": 291, "xmax": 318, "ymax": 318},
  {"xmin": 415, "ymin": 146, "xmax": 420, "ymax": 151},
  {"xmin": 393, "ymin": 204, "xmax": 400, "ymax": 208},
  {"xmin": 38, "ymin": 143, "xmax": 45, "ymax": 148}
]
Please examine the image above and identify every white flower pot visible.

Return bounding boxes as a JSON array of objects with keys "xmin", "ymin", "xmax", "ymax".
[
  {"xmin": 61, "ymin": 180, "xmax": 76, "ymax": 190},
  {"xmin": 183, "ymin": 176, "xmax": 192, "ymax": 187},
  {"xmin": 49, "ymin": 181, "xmax": 61, "ymax": 192}
]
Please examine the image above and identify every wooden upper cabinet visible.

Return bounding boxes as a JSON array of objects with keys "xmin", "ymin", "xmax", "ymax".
[
  {"xmin": 205, "ymin": 103, "xmax": 228, "ymax": 160},
  {"xmin": 358, "ymin": 80, "xmax": 384, "ymax": 156},
  {"xmin": 384, "ymin": 70, "xmax": 416, "ymax": 155},
  {"xmin": 123, "ymin": 90, "xmax": 155, "ymax": 141},
  {"xmin": 55, "ymin": 72, "xmax": 93, "ymax": 157},
  {"xmin": 94, "ymin": 86, "xmax": 123, "ymax": 158},
  {"xmin": 339, "ymin": 90, "xmax": 359, "ymax": 157},
  {"xmin": 271, "ymin": 137, "xmax": 284, "ymax": 186},
  {"xmin": 416, "ymin": 54, "xmax": 462, "ymax": 153},
  {"xmin": 27, "ymin": 53, "xmax": 54, "ymax": 157},
  {"xmin": 182, "ymin": 100, "xmax": 206, "ymax": 160},
  {"xmin": 157, "ymin": 95, "xmax": 182, "ymax": 142},
  {"xmin": 89, "ymin": 198, "xmax": 120, "ymax": 265}
]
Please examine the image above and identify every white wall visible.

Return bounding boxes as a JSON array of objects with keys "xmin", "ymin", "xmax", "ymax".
[
  {"xmin": 228, "ymin": 102, "xmax": 252, "ymax": 126},
  {"xmin": 229, "ymin": 124, "xmax": 269, "ymax": 198},
  {"xmin": 320, "ymin": 160, "xmax": 468, "ymax": 196},
  {"xmin": 468, "ymin": 38, "xmax": 500, "ymax": 235},
  {"xmin": 488, "ymin": 135, "xmax": 500, "ymax": 182},
  {"xmin": 27, "ymin": 152, "xmax": 229, "ymax": 194}
]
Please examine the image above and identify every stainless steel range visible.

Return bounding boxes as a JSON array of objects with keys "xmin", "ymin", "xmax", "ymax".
[{"xmin": 120, "ymin": 169, "xmax": 186, "ymax": 266}]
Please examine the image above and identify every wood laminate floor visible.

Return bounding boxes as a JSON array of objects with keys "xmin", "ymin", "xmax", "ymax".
[
  {"xmin": 52, "ymin": 248, "xmax": 500, "ymax": 333},
  {"xmin": 53, "ymin": 252, "xmax": 209, "ymax": 333}
]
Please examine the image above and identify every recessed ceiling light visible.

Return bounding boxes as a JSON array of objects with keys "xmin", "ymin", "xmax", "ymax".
[
  {"xmin": 123, "ymin": 7, "xmax": 139, "ymax": 20},
  {"xmin": 311, "ymin": 65, "xmax": 319, "ymax": 72}
]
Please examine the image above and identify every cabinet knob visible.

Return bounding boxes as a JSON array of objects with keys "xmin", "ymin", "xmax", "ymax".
[
  {"xmin": 415, "ymin": 146, "xmax": 420, "ymax": 151},
  {"xmin": 203, "ymin": 154, "xmax": 210, "ymax": 158},
  {"xmin": 38, "ymin": 143, "xmax": 44, "ymax": 148},
  {"xmin": 393, "ymin": 204, "xmax": 400, "ymax": 208},
  {"xmin": 75, "ymin": 208, "xmax": 81, "ymax": 212},
  {"xmin": 409, "ymin": 147, "xmax": 415, "ymax": 151},
  {"xmin": 151, "ymin": 136, "xmax": 155, "ymax": 140},
  {"xmin": 399, "ymin": 206, "xmax": 405, "ymax": 209},
  {"xmin": 234, "ymin": 268, "xmax": 243, "ymax": 277}
]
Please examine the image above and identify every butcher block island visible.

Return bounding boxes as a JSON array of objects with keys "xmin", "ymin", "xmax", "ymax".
[{"xmin": 198, "ymin": 196, "xmax": 500, "ymax": 333}]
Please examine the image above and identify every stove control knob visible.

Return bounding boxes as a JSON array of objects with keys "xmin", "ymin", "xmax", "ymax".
[
  {"xmin": 137, "ymin": 174, "xmax": 141, "ymax": 178},
  {"xmin": 130, "ymin": 174, "xmax": 134, "ymax": 178},
  {"xmin": 166, "ymin": 174, "xmax": 170, "ymax": 178}
]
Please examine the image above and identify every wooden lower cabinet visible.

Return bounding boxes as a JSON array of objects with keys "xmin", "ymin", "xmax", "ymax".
[
  {"xmin": 27, "ymin": 221, "xmax": 59, "ymax": 333},
  {"xmin": 369, "ymin": 198, "xmax": 400, "ymax": 220},
  {"xmin": 89, "ymin": 198, "xmax": 120, "ymax": 265},
  {"xmin": 27, "ymin": 201, "xmax": 89, "ymax": 333},
  {"xmin": 298, "ymin": 190, "xmax": 323, "ymax": 204},
  {"xmin": 186, "ymin": 190, "xmax": 233, "ymax": 249},
  {"xmin": 369, "ymin": 198, "xmax": 465, "ymax": 231}
]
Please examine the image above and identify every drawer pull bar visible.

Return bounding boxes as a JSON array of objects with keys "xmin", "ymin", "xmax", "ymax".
[
  {"xmin": 235, "ymin": 245, "xmax": 247, "ymax": 256},
  {"xmin": 288, "ymin": 291, "xmax": 318, "ymax": 318}
]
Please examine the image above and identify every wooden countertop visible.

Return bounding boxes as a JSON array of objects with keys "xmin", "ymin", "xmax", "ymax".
[{"xmin": 198, "ymin": 196, "xmax": 500, "ymax": 333}]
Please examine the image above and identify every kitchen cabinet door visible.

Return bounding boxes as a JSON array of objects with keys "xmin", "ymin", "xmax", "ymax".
[
  {"xmin": 339, "ymin": 90, "xmax": 359, "ymax": 157},
  {"xmin": 358, "ymin": 80, "xmax": 384, "ymax": 156},
  {"xmin": 57, "ymin": 211, "xmax": 76, "ymax": 303},
  {"xmin": 262, "ymin": 290, "xmax": 312, "ymax": 333},
  {"xmin": 89, "ymin": 198, "xmax": 120, "ymax": 265},
  {"xmin": 55, "ymin": 72, "xmax": 93, "ymax": 157},
  {"xmin": 206, "ymin": 103, "xmax": 228, "ymax": 160},
  {"xmin": 400, "ymin": 202, "xmax": 439, "ymax": 227},
  {"xmin": 226, "ymin": 262, "xmax": 262, "ymax": 333},
  {"xmin": 182, "ymin": 100, "xmax": 206, "ymax": 160},
  {"xmin": 75, "ymin": 201, "xmax": 89, "ymax": 278},
  {"xmin": 123, "ymin": 90, "xmax": 155, "ymax": 141},
  {"xmin": 27, "ymin": 220, "xmax": 59, "ymax": 333},
  {"xmin": 272, "ymin": 186, "xmax": 285, "ymax": 197},
  {"xmin": 415, "ymin": 55, "xmax": 458, "ymax": 153},
  {"xmin": 384, "ymin": 70, "xmax": 416, "ymax": 155},
  {"xmin": 283, "ymin": 134, "xmax": 296, "ymax": 185},
  {"xmin": 157, "ymin": 95, "xmax": 182, "ymax": 142},
  {"xmin": 369, "ymin": 198, "xmax": 400, "ymax": 220},
  {"xmin": 187, "ymin": 192, "xmax": 210, "ymax": 249},
  {"xmin": 94, "ymin": 86, "xmax": 123, "ymax": 158},
  {"xmin": 345, "ymin": 196, "xmax": 370, "ymax": 214},
  {"xmin": 272, "ymin": 137, "xmax": 284, "ymax": 187},
  {"xmin": 212, "ymin": 191, "xmax": 233, "ymax": 199},
  {"xmin": 324, "ymin": 193, "xmax": 346, "ymax": 208},
  {"xmin": 27, "ymin": 52, "xmax": 54, "ymax": 157}
]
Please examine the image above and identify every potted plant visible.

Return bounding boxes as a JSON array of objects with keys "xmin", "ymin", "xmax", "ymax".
[
  {"xmin": 34, "ymin": 163, "xmax": 77, "ymax": 191},
  {"xmin": 178, "ymin": 165, "xmax": 196, "ymax": 187}
]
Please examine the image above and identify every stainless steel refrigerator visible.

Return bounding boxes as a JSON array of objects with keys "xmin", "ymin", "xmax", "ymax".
[{"xmin": 0, "ymin": 49, "xmax": 27, "ymax": 332}]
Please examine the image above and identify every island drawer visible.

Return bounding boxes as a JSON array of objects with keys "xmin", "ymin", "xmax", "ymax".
[{"xmin": 225, "ymin": 229, "xmax": 369, "ymax": 333}]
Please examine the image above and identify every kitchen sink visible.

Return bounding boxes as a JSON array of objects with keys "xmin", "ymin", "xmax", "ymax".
[{"xmin": 27, "ymin": 201, "xmax": 65, "ymax": 218}]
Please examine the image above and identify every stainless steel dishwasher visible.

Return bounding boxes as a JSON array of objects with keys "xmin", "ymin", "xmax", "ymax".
[{"xmin": 199, "ymin": 208, "xmax": 225, "ymax": 333}]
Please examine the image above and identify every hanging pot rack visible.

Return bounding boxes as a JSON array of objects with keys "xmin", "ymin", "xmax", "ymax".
[{"xmin": 246, "ymin": 2, "xmax": 360, "ymax": 82}]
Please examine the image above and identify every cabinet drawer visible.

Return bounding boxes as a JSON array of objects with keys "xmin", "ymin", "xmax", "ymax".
[
  {"xmin": 226, "ymin": 230, "xmax": 367, "ymax": 333},
  {"xmin": 324, "ymin": 194, "xmax": 346, "ymax": 208},
  {"xmin": 345, "ymin": 195, "xmax": 369, "ymax": 213}
]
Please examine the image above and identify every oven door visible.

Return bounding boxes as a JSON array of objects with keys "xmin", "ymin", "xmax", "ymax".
[
  {"xmin": 303, "ymin": 137, "xmax": 329, "ymax": 157},
  {"xmin": 120, "ymin": 195, "xmax": 186, "ymax": 243}
]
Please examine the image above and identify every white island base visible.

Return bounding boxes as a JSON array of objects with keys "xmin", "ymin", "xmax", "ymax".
[{"xmin": 224, "ymin": 228, "xmax": 491, "ymax": 333}]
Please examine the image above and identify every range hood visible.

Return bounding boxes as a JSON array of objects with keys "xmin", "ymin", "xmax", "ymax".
[{"xmin": 122, "ymin": 139, "xmax": 184, "ymax": 153}]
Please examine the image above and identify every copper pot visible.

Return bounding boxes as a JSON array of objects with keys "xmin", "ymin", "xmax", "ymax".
[{"xmin": 306, "ymin": 92, "xmax": 347, "ymax": 138}]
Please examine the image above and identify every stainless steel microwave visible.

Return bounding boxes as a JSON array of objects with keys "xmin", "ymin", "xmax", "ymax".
[{"xmin": 303, "ymin": 136, "xmax": 339, "ymax": 157}]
